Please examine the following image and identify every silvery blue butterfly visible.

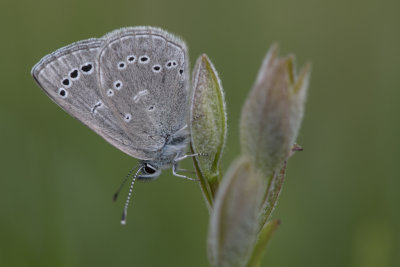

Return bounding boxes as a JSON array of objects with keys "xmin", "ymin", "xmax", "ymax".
[{"xmin": 31, "ymin": 26, "xmax": 195, "ymax": 223}]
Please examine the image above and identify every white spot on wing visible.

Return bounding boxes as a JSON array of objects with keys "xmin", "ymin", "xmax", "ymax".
[
  {"xmin": 117, "ymin": 61, "xmax": 126, "ymax": 70},
  {"xmin": 80, "ymin": 62, "xmax": 94, "ymax": 74},
  {"xmin": 114, "ymin": 80, "xmax": 123, "ymax": 90},
  {"xmin": 61, "ymin": 78, "xmax": 71, "ymax": 88},
  {"xmin": 107, "ymin": 89, "xmax": 114, "ymax": 97},
  {"xmin": 139, "ymin": 55, "xmax": 150, "ymax": 64},
  {"xmin": 91, "ymin": 101, "xmax": 103, "ymax": 113},
  {"xmin": 127, "ymin": 55, "xmax": 136, "ymax": 63},
  {"xmin": 166, "ymin": 60, "xmax": 177, "ymax": 69},
  {"xmin": 152, "ymin": 65, "xmax": 162, "ymax": 73},
  {"xmin": 133, "ymin": 90, "xmax": 149, "ymax": 103},
  {"xmin": 58, "ymin": 88, "xmax": 68, "ymax": 98},
  {"xmin": 69, "ymin": 68, "xmax": 80, "ymax": 80},
  {"xmin": 124, "ymin": 113, "xmax": 132, "ymax": 122}
]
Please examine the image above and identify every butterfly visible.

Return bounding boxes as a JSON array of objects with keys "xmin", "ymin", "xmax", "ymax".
[{"xmin": 31, "ymin": 27, "xmax": 196, "ymax": 223}]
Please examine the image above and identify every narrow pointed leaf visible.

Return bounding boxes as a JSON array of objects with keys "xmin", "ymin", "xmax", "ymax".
[
  {"xmin": 258, "ymin": 161, "xmax": 287, "ymax": 226},
  {"xmin": 247, "ymin": 220, "xmax": 280, "ymax": 267}
]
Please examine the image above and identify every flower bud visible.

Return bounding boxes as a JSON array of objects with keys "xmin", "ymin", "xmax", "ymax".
[{"xmin": 240, "ymin": 44, "xmax": 310, "ymax": 178}]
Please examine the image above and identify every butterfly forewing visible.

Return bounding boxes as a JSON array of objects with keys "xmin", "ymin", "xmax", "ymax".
[
  {"xmin": 98, "ymin": 27, "xmax": 189, "ymax": 157},
  {"xmin": 31, "ymin": 38, "xmax": 153, "ymax": 160}
]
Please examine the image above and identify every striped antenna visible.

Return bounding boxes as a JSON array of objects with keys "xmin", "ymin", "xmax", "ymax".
[
  {"xmin": 120, "ymin": 167, "xmax": 143, "ymax": 225},
  {"xmin": 113, "ymin": 165, "xmax": 138, "ymax": 202}
]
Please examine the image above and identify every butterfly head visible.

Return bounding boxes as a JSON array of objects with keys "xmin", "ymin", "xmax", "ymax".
[{"xmin": 137, "ymin": 162, "xmax": 162, "ymax": 180}]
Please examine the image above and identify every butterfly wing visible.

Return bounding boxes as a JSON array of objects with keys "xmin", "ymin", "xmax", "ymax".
[
  {"xmin": 31, "ymin": 38, "xmax": 154, "ymax": 160},
  {"xmin": 97, "ymin": 27, "xmax": 189, "ymax": 158}
]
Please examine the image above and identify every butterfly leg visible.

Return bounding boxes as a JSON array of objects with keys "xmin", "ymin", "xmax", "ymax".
[
  {"xmin": 172, "ymin": 164, "xmax": 199, "ymax": 181},
  {"xmin": 174, "ymin": 153, "xmax": 199, "ymax": 162},
  {"xmin": 176, "ymin": 168, "xmax": 196, "ymax": 174}
]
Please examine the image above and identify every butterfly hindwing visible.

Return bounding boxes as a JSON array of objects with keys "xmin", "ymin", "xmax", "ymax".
[{"xmin": 97, "ymin": 27, "xmax": 190, "ymax": 157}]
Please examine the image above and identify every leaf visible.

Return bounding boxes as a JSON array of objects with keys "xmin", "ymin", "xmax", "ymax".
[
  {"xmin": 258, "ymin": 161, "xmax": 287, "ymax": 227},
  {"xmin": 247, "ymin": 220, "xmax": 280, "ymax": 267},
  {"xmin": 208, "ymin": 157, "xmax": 267, "ymax": 267},
  {"xmin": 190, "ymin": 54, "xmax": 227, "ymax": 203}
]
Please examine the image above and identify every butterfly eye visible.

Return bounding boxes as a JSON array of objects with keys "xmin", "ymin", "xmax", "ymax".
[{"xmin": 143, "ymin": 163, "xmax": 156, "ymax": 174}]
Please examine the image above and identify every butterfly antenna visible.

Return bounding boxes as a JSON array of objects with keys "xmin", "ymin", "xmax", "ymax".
[
  {"xmin": 121, "ymin": 167, "xmax": 142, "ymax": 225},
  {"xmin": 113, "ymin": 165, "xmax": 138, "ymax": 202}
]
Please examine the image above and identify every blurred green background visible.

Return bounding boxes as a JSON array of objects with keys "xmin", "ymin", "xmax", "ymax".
[{"xmin": 1, "ymin": 0, "xmax": 399, "ymax": 266}]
